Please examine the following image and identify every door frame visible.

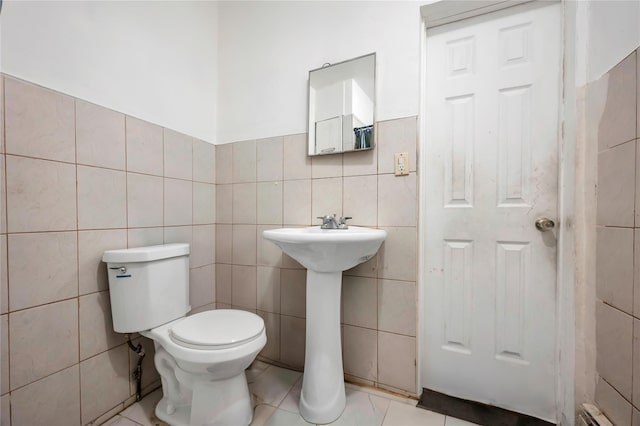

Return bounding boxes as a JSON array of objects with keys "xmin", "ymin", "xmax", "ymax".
[{"xmin": 417, "ymin": 1, "xmax": 577, "ymax": 424}]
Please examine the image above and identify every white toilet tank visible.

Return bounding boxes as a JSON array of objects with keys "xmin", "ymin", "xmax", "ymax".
[{"xmin": 102, "ymin": 244, "xmax": 191, "ymax": 333}]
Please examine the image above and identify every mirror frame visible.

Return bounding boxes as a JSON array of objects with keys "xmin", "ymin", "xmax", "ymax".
[{"xmin": 307, "ymin": 53, "xmax": 376, "ymax": 156}]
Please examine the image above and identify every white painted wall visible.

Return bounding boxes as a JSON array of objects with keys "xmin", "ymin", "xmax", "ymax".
[
  {"xmin": 0, "ymin": 1, "xmax": 218, "ymax": 143},
  {"xmin": 216, "ymin": 1, "xmax": 422, "ymax": 144},
  {"xmin": 577, "ymin": 0, "xmax": 640, "ymax": 86},
  {"xmin": 2, "ymin": 0, "xmax": 634, "ymax": 144}
]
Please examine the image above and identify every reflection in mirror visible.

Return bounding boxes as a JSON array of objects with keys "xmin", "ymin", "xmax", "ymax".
[{"xmin": 308, "ymin": 53, "xmax": 375, "ymax": 156}]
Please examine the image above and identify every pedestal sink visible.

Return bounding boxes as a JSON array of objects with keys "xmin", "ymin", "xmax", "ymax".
[{"xmin": 262, "ymin": 226, "xmax": 386, "ymax": 424}]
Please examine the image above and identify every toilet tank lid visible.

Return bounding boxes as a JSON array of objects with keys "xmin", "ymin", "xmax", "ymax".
[{"xmin": 102, "ymin": 243, "xmax": 189, "ymax": 263}]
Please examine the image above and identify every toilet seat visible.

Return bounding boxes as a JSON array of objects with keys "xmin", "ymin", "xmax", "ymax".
[
  {"xmin": 169, "ymin": 310, "xmax": 264, "ymax": 350},
  {"xmin": 145, "ymin": 309, "xmax": 267, "ymax": 365}
]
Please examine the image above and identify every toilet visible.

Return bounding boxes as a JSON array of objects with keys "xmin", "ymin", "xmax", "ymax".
[{"xmin": 102, "ymin": 243, "xmax": 266, "ymax": 426}]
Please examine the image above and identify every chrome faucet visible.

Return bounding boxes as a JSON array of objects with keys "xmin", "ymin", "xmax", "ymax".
[{"xmin": 317, "ymin": 214, "xmax": 352, "ymax": 229}]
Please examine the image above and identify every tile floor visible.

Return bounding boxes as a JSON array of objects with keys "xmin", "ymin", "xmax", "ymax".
[{"xmin": 102, "ymin": 361, "xmax": 478, "ymax": 426}]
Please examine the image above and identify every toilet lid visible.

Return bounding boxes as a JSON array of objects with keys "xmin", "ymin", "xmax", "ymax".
[{"xmin": 170, "ymin": 310, "xmax": 264, "ymax": 349}]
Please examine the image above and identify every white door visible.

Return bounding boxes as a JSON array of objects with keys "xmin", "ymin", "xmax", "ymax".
[{"xmin": 421, "ymin": 2, "xmax": 561, "ymax": 422}]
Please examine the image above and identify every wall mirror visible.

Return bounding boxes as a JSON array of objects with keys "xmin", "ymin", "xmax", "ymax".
[{"xmin": 308, "ymin": 53, "xmax": 376, "ymax": 156}]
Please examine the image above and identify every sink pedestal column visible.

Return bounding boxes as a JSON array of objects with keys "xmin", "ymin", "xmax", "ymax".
[{"xmin": 299, "ymin": 270, "xmax": 346, "ymax": 424}]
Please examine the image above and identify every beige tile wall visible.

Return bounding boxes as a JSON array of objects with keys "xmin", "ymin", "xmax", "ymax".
[
  {"xmin": 215, "ymin": 116, "xmax": 419, "ymax": 396},
  {"xmin": 0, "ymin": 72, "xmax": 418, "ymax": 423},
  {"xmin": 591, "ymin": 49, "xmax": 640, "ymax": 425},
  {"xmin": 0, "ymin": 75, "xmax": 216, "ymax": 425}
]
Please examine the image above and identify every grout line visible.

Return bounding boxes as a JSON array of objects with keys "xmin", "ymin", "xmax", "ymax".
[
  {"xmin": 4, "ymin": 228, "xmax": 87, "ymax": 236},
  {"xmin": 632, "ymin": 135, "xmax": 638, "ymax": 408},
  {"xmin": 161, "ymin": 128, "xmax": 166, "ymax": 233},
  {"xmin": 1, "ymin": 75, "xmax": 4, "ymax": 154},
  {"xmin": 253, "ymin": 157, "xmax": 260, "ymax": 312},
  {"xmin": 597, "ymin": 225, "xmax": 637, "ymax": 230},
  {"xmin": 229, "ymin": 146, "xmax": 235, "ymax": 308},
  {"xmin": 598, "ymin": 137, "xmax": 638, "ymax": 156},
  {"xmin": 73, "ymin": 161, "xmax": 127, "ymax": 174},
  {"xmin": 118, "ymin": 412, "xmax": 148, "ymax": 426},
  {"xmin": 124, "ymin": 116, "xmax": 130, "ymax": 250},
  {"xmin": 8, "ymin": 363, "xmax": 78, "ymax": 394},
  {"xmin": 2, "ymin": 134, "xmax": 11, "ymax": 400},
  {"xmin": 1, "ymin": 152, "xmax": 78, "ymax": 166},
  {"xmin": 73, "ymin": 96, "xmax": 83, "ymax": 426},
  {"xmin": 599, "ymin": 375, "xmax": 634, "ymax": 406},
  {"xmin": 5, "ymin": 294, "xmax": 82, "ymax": 315},
  {"xmin": 600, "ymin": 300, "xmax": 636, "ymax": 319}
]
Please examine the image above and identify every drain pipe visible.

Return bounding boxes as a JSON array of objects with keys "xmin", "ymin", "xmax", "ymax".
[{"xmin": 126, "ymin": 335, "xmax": 146, "ymax": 401}]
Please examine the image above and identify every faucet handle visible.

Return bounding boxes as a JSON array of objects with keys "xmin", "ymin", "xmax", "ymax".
[
  {"xmin": 317, "ymin": 214, "xmax": 333, "ymax": 225},
  {"xmin": 317, "ymin": 214, "xmax": 340, "ymax": 229},
  {"xmin": 338, "ymin": 216, "xmax": 352, "ymax": 228}
]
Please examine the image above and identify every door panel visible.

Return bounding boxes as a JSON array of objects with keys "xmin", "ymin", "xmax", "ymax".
[{"xmin": 421, "ymin": 2, "xmax": 561, "ymax": 421}]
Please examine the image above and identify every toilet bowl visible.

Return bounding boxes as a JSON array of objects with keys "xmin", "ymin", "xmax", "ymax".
[
  {"xmin": 103, "ymin": 244, "xmax": 266, "ymax": 426},
  {"xmin": 146, "ymin": 310, "xmax": 266, "ymax": 426}
]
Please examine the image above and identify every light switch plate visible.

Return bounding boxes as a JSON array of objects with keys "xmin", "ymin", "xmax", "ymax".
[{"xmin": 394, "ymin": 152, "xmax": 409, "ymax": 176}]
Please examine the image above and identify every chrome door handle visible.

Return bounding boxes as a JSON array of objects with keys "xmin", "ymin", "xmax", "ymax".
[{"xmin": 535, "ymin": 218, "xmax": 555, "ymax": 232}]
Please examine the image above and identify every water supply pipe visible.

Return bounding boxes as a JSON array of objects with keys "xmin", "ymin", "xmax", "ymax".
[{"xmin": 126, "ymin": 334, "xmax": 146, "ymax": 401}]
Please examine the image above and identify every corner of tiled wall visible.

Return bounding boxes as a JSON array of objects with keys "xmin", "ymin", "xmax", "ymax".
[
  {"xmin": 215, "ymin": 115, "xmax": 420, "ymax": 396},
  {"xmin": 591, "ymin": 48, "xmax": 640, "ymax": 426},
  {"xmin": 0, "ymin": 74, "xmax": 216, "ymax": 425},
  {"xmin": 1, "ymin": 71, "xmax": 10, "ymax": 426}
]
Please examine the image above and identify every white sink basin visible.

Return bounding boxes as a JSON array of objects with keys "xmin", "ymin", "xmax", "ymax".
[
  {"xmin": 262, "ymin": 225, "xmax": 386, "ymax": 423},
  {"xmin": 262, "ymin": 226, "xmax": 386, "ymax": 272}
]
